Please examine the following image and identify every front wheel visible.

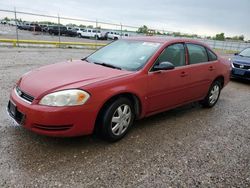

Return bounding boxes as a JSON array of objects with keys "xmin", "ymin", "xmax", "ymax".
[
  {"xmin": 200, "ymin": 80, "xmax": 222, "ymax": 108},
  {"xmin": 98, "ymin": 98, "xmax": 135, "ymax": 142}
]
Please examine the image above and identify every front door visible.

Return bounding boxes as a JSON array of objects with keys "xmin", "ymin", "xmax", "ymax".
[{"xmin": 147, "ymin": 43, "xmax": 191, "ymax": 113}]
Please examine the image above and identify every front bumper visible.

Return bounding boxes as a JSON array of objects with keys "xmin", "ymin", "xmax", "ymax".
[
  {"xmin": 231, "ymin": 67, "xmax": 250, "ymax": 80},
  {"xmin": 8, "ymin": 89, "xmax": 99, "ymax": 137}
]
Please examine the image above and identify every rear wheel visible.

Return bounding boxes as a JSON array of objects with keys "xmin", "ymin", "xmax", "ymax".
[
  {"xmin": 78, "ymin": 33, "xmax": 82, "ymax": 38},
  {"xmin": 200, "ymin": 80, "xmax": 222, "ymax": 108},
  {"xmin": 98, "ymin": 98, "xmax": 135, "ymax": 142}
]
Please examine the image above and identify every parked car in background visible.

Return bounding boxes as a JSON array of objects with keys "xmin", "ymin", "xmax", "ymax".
[
  {"xmin": 0, "ymin": 20, "xmax": 7, "ymax": 24},
  {"xmin": 78, "ymin": 28, "xmax": 104, "ymax": 39},
  {"xmin": 230, "ymin": 47, "xmax": 250, "ymax": 80},
  {"xmin": 65, "ymin": 27, "xmax": 78, "ymax": 37},
  {"xmin": 29, "ymin": 23, "xmax": 42, "ymax": 32},
  {"xmin": 18, "ymin": 22, "xmax": 32, "ymax": 30},
  {"xmin": 40, "ymin": 24, "xmax": 48, "ymax": 32},
  {"xmin": 8, "ymin": 20, "xmax": 19, "ymax": 26},
  {"xmin": 7, "ymin": 38, "xmax": 230, "ymax": 141},
  {"xmin": 107, "ymin": 31, "xmax": 121, "ymax": 40},
  {"xmin": 47, "ymin": 25, "xmax": 67, "ymax": 35},
  {"xmin": 74, "ymin": 27, "xmax": 87, "ymax": 38},
  {"xmin": 47, "ymin": 25, "xmax": 77, "ymax": 37}
]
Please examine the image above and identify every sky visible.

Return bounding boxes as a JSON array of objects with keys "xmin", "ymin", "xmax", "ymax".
[{"xmin": 0, "ymin": 0, "xmax": 250, "ymax": 39}]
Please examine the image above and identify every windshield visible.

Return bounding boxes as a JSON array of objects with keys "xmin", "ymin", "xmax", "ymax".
[
  {"xmin": 239, "ymin": 48, "xmax": 250, "ymax": 57},
  {"xmin": 86, "ymin": 40, "xmax": 161, "ymax": 71}
]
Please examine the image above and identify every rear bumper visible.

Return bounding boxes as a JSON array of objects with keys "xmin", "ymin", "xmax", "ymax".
[{"xmin": 8, "ymin": 89, "xmax": 99, "ymax": 137}]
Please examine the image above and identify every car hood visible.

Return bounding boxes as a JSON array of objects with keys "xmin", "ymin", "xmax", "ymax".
[
  {"xmin": 232, "ymin": 55, "xmax": 250, "ymax": 65},
  {"xmin": 19, "ymin": 60, "xmax": 132, "ymax": 99}
]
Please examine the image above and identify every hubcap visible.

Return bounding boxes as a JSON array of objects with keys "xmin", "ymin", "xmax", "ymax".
[
  {"xmin": 209, "ymin": 84, "xmax": 220, "ymax": 105},
  {"xmin": 111, "ymin": 104, "xmax": 132, "ymax": 136}
]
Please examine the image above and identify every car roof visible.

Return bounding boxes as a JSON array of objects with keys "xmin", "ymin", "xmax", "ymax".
[{"xmin": 126, "ymin": 36, "xmax": 210, "ymax": 48}]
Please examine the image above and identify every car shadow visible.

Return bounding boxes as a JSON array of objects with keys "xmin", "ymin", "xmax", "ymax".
[
  {"xmin": 6, "ymin": 102, "xmax": 212, "ymax": 173},
  {"xmin": 230, "ymin": 78, "xmax": 250, "ymax": 85}
]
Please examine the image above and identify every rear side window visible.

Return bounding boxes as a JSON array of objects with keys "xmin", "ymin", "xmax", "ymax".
[
  {"xmin": 187, "ymin": 44, "xmax": 208, "ymax": 64},
  {"xmin": 207, "ymin": 49, "xmax": 217, "ymax": 61},
  {"xmin": 155, "ymin": 43, "xmax": 186, "ymax": 67}
]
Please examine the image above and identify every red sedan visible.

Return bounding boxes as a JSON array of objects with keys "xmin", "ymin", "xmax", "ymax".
[{"xmin": 7, "ymin": 38, "xmax": 230, "ymax": 141}]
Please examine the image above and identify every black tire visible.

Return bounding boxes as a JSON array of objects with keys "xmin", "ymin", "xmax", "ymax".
[
  {"xmin": 114, "ymin": 37, "xmax": 118, "ymax": 40},
  {"xmin": 200, "ymin": 80, "xmax": 222, "ymax": 108},
  {"xmin": 78, "ymin": 33, "xmax": 82, "ymax": 38},
  {"xmin": 98, "ymin": 97, "xmax": 135, "ymax": 142}
]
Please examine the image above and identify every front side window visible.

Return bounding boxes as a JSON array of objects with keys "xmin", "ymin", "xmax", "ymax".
[
  {"xmin": 86, "ymin": 40, "xmax": 161, "ymax": 71},
  {"xmin": 207, "ymin": 49, "xmax": 217, "ymax": 61},
  {"xmin": 154, "ymin": 43, "xmax": 186, "ymax": 68},
  {"xmin": 187, "ymin": 44, "xmax": 208, "ymax": 64}
]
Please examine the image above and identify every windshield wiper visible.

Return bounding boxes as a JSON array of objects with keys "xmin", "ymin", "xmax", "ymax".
[
  {"xmin": 93, "ymin": 62, "xmax": 122, "ymax": 70},
  {"xmin": 81, "ymin": 57, "xmax": 90, "ymax": 62}
]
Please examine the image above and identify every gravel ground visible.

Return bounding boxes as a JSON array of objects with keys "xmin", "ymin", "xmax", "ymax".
[{"xmin": 0, "ymin": 47, "xmax": 249, "ymax": 187}]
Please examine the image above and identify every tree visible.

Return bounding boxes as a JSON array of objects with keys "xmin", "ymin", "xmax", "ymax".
[
  {"xmin": 4, "ymin": 17, "xmax": 10, "ymax": 21},
  {"xmin": 238, "ymin": 35, "xmax": 244, "ymax": 41},
  {"xmin": 66, "ymin": 23, "xmax": 78, "ymax": 27},
  {"xmin": 156, "ymin": 31, "xmax": 162, "ymax": 35},
  {"xmin": 226, "ymin": 35, "xmax": 245, "ymax": 41},
  {"xmin": 137, "ymin": 25, "xmax": 148, "ymax": 34},
  {"xmin": 214, "ymin": 33, "xmax": 225, "ymax": 41},
  {"xmin": 87, "ymin": 25, "xmax": 93, "ymax": 28},
  {"xmin": 79, "ymin": 24, "xmax": 86, "ymax": 28}
]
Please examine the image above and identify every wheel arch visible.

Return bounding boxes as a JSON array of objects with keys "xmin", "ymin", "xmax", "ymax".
[
  {"xmin": 213, "ymin": 75, "xmax": 224, "ymax": 88},
  {"xmin": 94, "ymin": 92, "xmax": 143, "ymax": 132}
]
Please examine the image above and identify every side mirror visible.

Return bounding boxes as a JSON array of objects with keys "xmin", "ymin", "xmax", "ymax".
[
  {"xmin": 234, "ymin": 53, "xmax": 239, "ymax": 56},
  {"xmin": 153, "ymin": 62, "xmax": 175, "ymax": 71}
]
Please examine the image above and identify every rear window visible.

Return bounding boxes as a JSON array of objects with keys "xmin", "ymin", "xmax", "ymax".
[{"xmin": 187, "ymin": 44, "xmax": 208, "ymax": 64}]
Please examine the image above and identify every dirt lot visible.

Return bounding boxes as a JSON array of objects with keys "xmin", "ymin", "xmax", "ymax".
[{"xmin": 0, "ymin": 47, "xmax": 249, "ymax": 187}]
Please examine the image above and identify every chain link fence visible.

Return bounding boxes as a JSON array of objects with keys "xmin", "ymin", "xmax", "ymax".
[{"xmin": 0, "ymin": 8, "xmax": 249, "ymax": 51}]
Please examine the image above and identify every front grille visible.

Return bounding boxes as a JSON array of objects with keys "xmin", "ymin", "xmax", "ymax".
[
  {"xmin": 16, "ymin": 87, "xmax": 34, "ymax": 103},
  {"xmin": 7, "ymin": 101, "xmax": 25, "ymax": 124},
  {"xmin": 33, "ymin": 124, "xmax": 73, "ymax": 131},
  {"xmin": 233, "ymin": 63, "xmax": 250, "ymax": 70}
]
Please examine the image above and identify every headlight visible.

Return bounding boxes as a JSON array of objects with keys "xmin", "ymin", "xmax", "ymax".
[
  {"xmin": 39, "ymin": 89, "xmax": 90, "ymax": 106},
  {"xmin": 229, "ymin": 58, "xmax": 234, "ymax": 68}
]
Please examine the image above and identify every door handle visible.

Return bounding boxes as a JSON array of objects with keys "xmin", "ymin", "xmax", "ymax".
[
  {"xmin": 180, "ymin": 72, "xmax": 188, "ymax": 77},
  {"xmin": 208, "ymin": 66, "xmax": 215, "ymax": 71}
]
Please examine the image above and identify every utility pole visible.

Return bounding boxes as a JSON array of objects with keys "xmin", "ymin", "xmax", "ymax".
[
  {"xmin": 14, "ymin": 7, "xmax": 19, "ymax": 47},
  {"xmin": 58, "ymin": 14, "xmax": 61, "ymax": 47}
]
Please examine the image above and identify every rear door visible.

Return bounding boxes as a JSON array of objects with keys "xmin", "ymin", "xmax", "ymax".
[{"xmin": 184, "ymin": 43, "xmax": 218, "ymax": 100}]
